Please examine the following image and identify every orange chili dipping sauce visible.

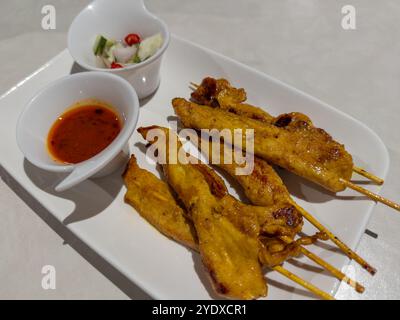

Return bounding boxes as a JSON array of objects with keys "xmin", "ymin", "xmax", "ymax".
[{"xmin": 47, "ymin": 100, "xmax": 122, "ymax": 164}]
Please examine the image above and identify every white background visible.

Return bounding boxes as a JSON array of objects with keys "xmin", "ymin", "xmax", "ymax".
[{"xmin": 0, "ymin": 0, "xmax": 399, "ymax": 299}]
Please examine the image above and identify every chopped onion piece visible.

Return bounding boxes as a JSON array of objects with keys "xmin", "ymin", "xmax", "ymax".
[{"xmin": 112, "ymin": 45, "xmax": 138, "ymax": 64}]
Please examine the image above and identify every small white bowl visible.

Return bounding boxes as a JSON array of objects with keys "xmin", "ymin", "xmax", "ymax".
[
  {"xmin": 68, "ymin": 0, "xmax": 170, "ymax": 99},
  {"xmin": 16, "ymin": 72, "xmax": 139, "ymax": 192}
]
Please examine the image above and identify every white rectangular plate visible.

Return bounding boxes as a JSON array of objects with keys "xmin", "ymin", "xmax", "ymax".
[{"xmin": 0, "ymin": 35, "xmax": 389, "ymax": 299}]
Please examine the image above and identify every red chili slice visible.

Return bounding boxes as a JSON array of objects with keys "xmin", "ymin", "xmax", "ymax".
[
  {"xmin": 111, "ymin": 62, "xmax": 123, "ymax": 69},
  {"xmin": 124, "ymin": 33, "xmax": 141, "ymax": 46}
]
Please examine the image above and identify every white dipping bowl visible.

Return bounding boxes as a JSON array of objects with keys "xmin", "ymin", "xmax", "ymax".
[
  {"xmin": 16, "ymin": 72, "xmax": 139, "ymax": 192},
  {"xmin": 68, "ymin": 0, "xmax": 170, "ymax": 99}
]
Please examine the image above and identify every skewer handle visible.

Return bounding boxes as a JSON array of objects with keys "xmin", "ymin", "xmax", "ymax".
[
  {"xmin": 280, "ymin": 236, "xmax": 364, "ymax": 293},
  {"xmin": 353, "ymin": 166, "xmax": 384, "ymax": 185},
  {"xmin": 300, "ymin": 246, "xmax": 364, "ymax": 293},
  {"xmin": 292, "ymin": 202, "xmax": 377, "ymax": 275},
  {"xmin": 340, "ymin": 178, "xmax": 400, "ymax": 212},
  {"xmin": 272, "ymin": 265, "xmax": 335, "ymax": 300}
]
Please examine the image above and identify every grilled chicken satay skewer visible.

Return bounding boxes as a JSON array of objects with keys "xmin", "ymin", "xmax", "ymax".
[
  {"xmin": 195, "ymin": 136, "xmax": 365, "ymax": 291},
  {"xmin": 192, "ymin": 79, "xmax": 394, "ymax": 208},
  {"xmin": 173, "ymin": 95, "xmax": 399, "ymax": 213},
  {"xmin": 190, "ymin": 79, "xmax": 384, "ymax": 185},
  {"xmin": 190, "ymin": 80, "xmax": 383, "ymax": 185},
  {"xmin": 136, "ymin": 126, "xmax": 334, "ymax": 300},
  {"xmin": 190, "ymin": 78, "xmax": 396, "ymax": 210}
]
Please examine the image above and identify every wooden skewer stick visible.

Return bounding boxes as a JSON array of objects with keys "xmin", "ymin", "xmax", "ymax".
[
  {"xmin": 340, "ymin": 178, "xmax": 400, "ymax": 212},
  {"xmin": 292, "ymin": 202, "xmax": 377, "ymax": 275},
  {"xmin": 272, "ymin": 265, "xmax": 335, "ymax": 300},
  {"xmin": 189, "ymin": 82, "xmax": 199, "ymax": 92},
  {"xmin": 280, "ymin": 236, "xmax": 364, "ymax": 293},
  {"xmin": 353, "ymin": 166, "xmax": 384, "ymax": 185}
]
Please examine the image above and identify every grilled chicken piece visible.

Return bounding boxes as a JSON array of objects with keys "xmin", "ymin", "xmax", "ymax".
[
  {"xmin": 123, "ymin": 155, "xmax": 197, "ymax": 250},
  {"xmin": 191, "ymin": 77, "xmax": 312, "ymax": 127},
  {"xmin": 199, "ymin": 139, "xmax": 289, "ymax": 207},
  {"xmin": 172, "ymin": 98, "xmax": 353, "ymax": 192},
  {"xmin": 196, "ymin": 136, "xmax": 304, "ymax": 233},
  {"xmin": 259, "ymin": 237, "xmax": 301, "ymax": 268},
  {"xmin": 192, "ymin": 77, "xmax": 274, "ymax": 123}
]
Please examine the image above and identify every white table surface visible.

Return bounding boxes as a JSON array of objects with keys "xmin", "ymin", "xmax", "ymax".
[{"xmin": 1, "ymin": 0, "xmax": 399, "ymax": 300}]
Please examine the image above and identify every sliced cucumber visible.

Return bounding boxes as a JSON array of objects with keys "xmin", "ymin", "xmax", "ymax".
[
  {"xmin": 93, "ymin": 35, "xmax": 107, "ymax": 55},
  {"xmin": 138, "ymin": 33, "xmax": 163, "ymax": 62},
  {"xmin": 93, "ymin": 35, "xmax": 115, "ymax": 56},
  {"xmin": 105, "ymin": 38, "xmax": 115, "ymax": 51}
]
